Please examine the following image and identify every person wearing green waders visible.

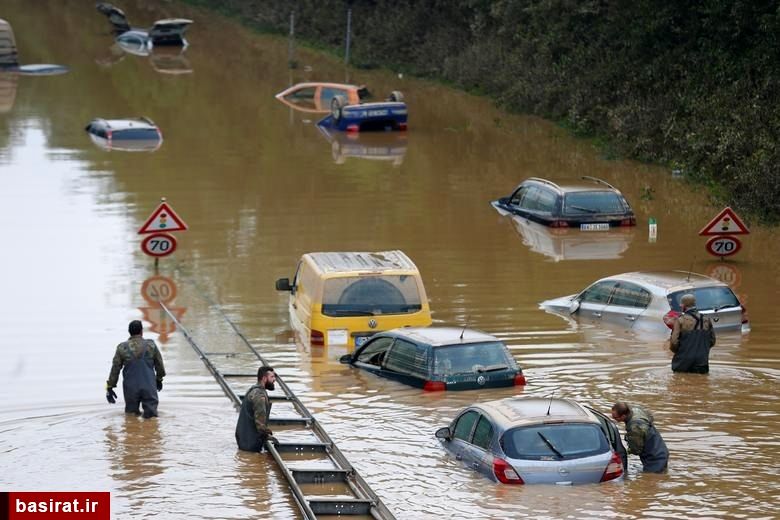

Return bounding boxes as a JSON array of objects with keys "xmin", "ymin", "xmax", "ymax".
[
  {"xmin": 106, "ymin": 320, "xmax": 166, "ymax": 418},
  {"xmin": 236, "ymin": 366, "xmax": 278, "ymax": 452}
]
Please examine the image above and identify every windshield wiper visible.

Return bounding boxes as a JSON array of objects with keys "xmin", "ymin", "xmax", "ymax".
[
  {"xmin": 329, "ymin": 309, "xmax": 375, "ymax": 316},
  {"xmin": 537, "ymin": 432, "xmax": 564, "ymax": 459},
  {"xmin": 478, "ymin": 364, "xmax": 509, "ymax": 372},
  {"xmin": 568, "ymin": 205, "xmax": 599, "ymax": 214},
  {"xmin": 710, "ymin": 304, "xmax": 738, "ymax": 312}
]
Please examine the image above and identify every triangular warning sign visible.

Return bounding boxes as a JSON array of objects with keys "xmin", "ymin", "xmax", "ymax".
[
  {"xmin": 699, "ymin": 207, "xmax": 750, "ymax": 236},
  {"xmin": 138, "ymin": 201, "xmax": 188, "ymax": 235}
]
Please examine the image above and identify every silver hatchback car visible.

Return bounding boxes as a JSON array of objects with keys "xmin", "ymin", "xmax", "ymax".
[
  {"xmin": 540, "ymin": 271, "xmax": 749, "ymax": 334},
  {"xmin": 436, "ymin": 397, "xmax": 626, "ymax": 485}
]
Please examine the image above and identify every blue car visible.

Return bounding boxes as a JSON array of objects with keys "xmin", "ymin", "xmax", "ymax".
[{"xmin": 318, "ymin": 91, "xmax": 408, "ymax": 132}]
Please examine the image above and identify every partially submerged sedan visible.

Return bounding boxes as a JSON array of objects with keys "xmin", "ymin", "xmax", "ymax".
[
  {"xmin": 339, "ymin": 327, "xmax": 526, "ymax": 391},
  {"xmin": 275, "ymin": 82, "xmax": 370, "ymax": 113},
  {"xmin": 435, "ymin": 397, "xmax": 626, "ymax": 485},
  {"xmin": 540, "ymin": 271, "xmax": 749, "ymax": 334}
]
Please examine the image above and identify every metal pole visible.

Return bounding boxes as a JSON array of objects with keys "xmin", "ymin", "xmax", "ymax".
[
  {"xmin": 344, "ymin": 7, "xmax": 352, "ymax": 65},
  {"xmin": 288, "ymin": 11, "xmax": 295, "ymax": 67}
]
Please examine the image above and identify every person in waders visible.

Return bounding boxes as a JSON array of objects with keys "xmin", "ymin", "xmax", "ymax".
[
  {"xmin": 236, "ymin": 366, "xmax": 278, "ymax": 452},
  {"xmin": 670, "ymin": 293, "xmax": 716, "ymax": 374},
  {"xmin": 106, "ymin": 320, "xmax": 166, "ymax": 418},
  {"xmin": 611, "ymin": 402, "xmax": 669, "ymax": 473}
]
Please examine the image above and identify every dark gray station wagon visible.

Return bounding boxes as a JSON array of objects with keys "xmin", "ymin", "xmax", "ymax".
[{"xmin": 339, "ymin": 327, "xmax": 526, "ymax": 391}]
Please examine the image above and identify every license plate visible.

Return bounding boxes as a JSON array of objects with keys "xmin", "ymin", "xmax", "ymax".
[
  {"xmin": 355, "ymin": 336, "xmax": 370, "ymax": 347},
  {"xmin": 580, "ymin": 223, "xmax": 610, "ymax": 231}
]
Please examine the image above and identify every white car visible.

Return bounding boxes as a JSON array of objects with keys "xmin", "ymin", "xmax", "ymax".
[{"xmin": 540, "ymin": 271, "xmax": 749, "ymax": 334}]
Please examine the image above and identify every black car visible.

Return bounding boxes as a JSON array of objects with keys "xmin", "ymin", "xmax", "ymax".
[
  {"xmin": 492, "ymin": 176, "xmax": 636, "ymax": 229},
  {"xmin": 339, "ymin": 327, "xmax": 526, "ymax": 391}
]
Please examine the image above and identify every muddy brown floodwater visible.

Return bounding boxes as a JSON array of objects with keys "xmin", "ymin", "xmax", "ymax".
[{"xmin": 1, "ymin": 1, "xmax": 779, "ymax": 518}]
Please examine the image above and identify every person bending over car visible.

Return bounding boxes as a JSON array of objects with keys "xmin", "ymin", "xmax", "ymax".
[{"xmin": 611, "ymin": 402, "xmax": 668, "ymax": 473}]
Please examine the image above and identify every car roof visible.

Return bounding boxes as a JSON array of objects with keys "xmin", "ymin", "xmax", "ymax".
[
  {"xmin": 275, "ymin": 82, "xmax": 361, "ymax": 98},
  {"xmin": 475, "ymin": 397, "xmax": 599, "ymax": 430},
  {"xmin": 304, "ymin": 250, "xmax": 418, "ymax": 274},
  {"xmin": 600, "ymin": 271, "xmax": 727, "ymax": 293},
  {"xmin": 90, "ymin": 117, "xmax": 158, "ymax": 130},
  {"xmin": 382, "ymin": 327, "xmax": 498, "ymax": 347},
  {"xmin": 522, "ymin": 176, "xmax": 622, "ymax": 194}
]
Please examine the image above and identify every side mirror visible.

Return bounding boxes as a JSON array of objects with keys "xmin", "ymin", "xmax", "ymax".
[
  {"xmin": 435, "ymin": 427, "xmax": 452, "ymax": 441},
  {"xmin": 275, "ymin": 277, "xmax": 292, "ymax": 292},
  {"xmin": 568, "ymin": 298, "xmax": 581, "ymax": 314},
  {"xmin": 339, "ymin": 354, "xmax": 353, "ymax": 364}
]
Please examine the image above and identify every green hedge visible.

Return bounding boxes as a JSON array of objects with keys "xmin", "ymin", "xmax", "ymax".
[{"xmin": 193, "ymin": 0, "xmax": 780, "ymax": 222}]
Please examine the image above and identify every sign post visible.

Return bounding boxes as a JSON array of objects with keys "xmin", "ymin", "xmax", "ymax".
[
  {"xmin": 138, "ymin": 197, "xmax": 188, "ymax": 266},
  {"xmin": 699, "ymin": 207, "xmax": 749, "ymax": 259}
]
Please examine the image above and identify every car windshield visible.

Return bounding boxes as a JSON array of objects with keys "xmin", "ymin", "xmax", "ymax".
[
  {"xmin": 321, "ymin": 275, "xmax": 422, "ymax": 316},
  {"xmin": 563, "ymin": 191, "xmax": 626, "ymax": 215},
  {"xmin": 502, "ymin": 423, "xmax": 608, "ymax": 460},
  {"xmin": 668, "ymin": 286, "xmax": 740, "ymax": 311},
  {"xmin": 114, "ymin": 128, "xmax": 159, "ymax": 140},
  {"xmin": 433, "ymin": 342, "xmax": 516, "ymax": 376}
]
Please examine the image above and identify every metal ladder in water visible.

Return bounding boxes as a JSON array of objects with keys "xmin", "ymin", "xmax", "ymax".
[{"xmin": 160, "ymin": 301, "xmax": 396, "ymax": 519}]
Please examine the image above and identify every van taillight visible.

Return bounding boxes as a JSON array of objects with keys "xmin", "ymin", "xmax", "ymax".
[
  {"xmin": 600, "ymin": 451, "xmax": 624, "ymax": 482},
  {"xmin": 398, "ymin": 122, "xmax": 408, "ymax": 131},
  {"xmin": 741, "ymin": 305, "xmax": 749, "ymax": 324},
  {"xmin": 493, "ymin": 457, "xmax": 524, "ymax": 484},
  {"xmin": 550, "ymin": 220, "xmax": 569, "ymax": 228},
  {"xmin": 514, "ymin": 374, "xmax": 527, "ymax": 386},
  {"xmin": 620, "ymin": 217, "xmax": 636, "ymax": 226},
  {"xmin": 346, "ymin": 124, "xmax": 359, "ymax": 133},
  {"xmin": 663, "ymin": 310, "xmax": 680, "ymax": 329},
  {"xmin": 311, "ymin": 330, "xmax": 324, "ymax": 346},
  {"xmin": 423, "ymin": 381, "xmax": 446, "ymax": 392}
]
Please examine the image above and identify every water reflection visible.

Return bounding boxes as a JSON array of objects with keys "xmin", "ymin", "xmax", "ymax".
[
  {"xmin": 317, "ymin": 126, "xmax": 407, "ymax": 166},
  {"xmin": 0, "ymin": 72, "xmax": 17, "ymax": 112},
  {"xmin": 139, "ymin": 274, "xmax": 186, "ymax": 343},
  {"xmin": 104, "ymin": 414, "xmax": 164, "ymax": 488}
]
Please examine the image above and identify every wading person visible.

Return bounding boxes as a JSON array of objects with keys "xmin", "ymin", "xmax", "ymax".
[
  {"xmin": 670, "ymin": 293, "xmax": 716, "ymax": 374},
  {"xmin": 236, "ymin": 366, "xmax": 278, "ymax": 452},
  {"xmin": 106, "ymin": 320, "xmax": 166, "ymax": 418},
  {"xmin": 611, "ymin": 402, "xmax": 668, "ymax": 473}
]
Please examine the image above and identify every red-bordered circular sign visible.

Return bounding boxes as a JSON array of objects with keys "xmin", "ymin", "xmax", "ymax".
[
  {"xmin": 141, "ymin": 232, "xmax": 177, "ymax": 257},
  {"xmin": 141, "ymin": 275, "xmax": 178, "ymax": 304},
  {"xmin": 704, "ymin": 263, "xmax": 742, "ymax": 288},
  {"xmin": 705, "ymin": 235, "xmax": 741, "ymax": 257}
]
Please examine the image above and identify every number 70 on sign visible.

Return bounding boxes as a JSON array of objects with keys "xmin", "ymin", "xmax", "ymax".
[{"xmin": 141, "ymin": 233, "xmax": 177, "ymax": 257}]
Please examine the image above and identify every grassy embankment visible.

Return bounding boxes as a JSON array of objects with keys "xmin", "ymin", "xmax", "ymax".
[{"xmin": 188, "ymin": 0, "xmax": 780, "ymax": 223}]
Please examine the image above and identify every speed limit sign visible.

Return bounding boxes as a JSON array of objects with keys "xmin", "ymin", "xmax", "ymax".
[
  {"xmin": 141, "ymin": 232, "xmax": 177, "ymax": 257},
  {"xmin": 705, "ymin": 235, "xmax": 742, "ymax": 257}
]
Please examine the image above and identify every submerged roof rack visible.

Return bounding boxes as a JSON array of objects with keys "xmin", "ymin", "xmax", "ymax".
[
  {"xmin": 581, "ymin": 175, "xmax": 617, "ymax": 190},
  {"xmin": 526, "ymin": 177, "xmax": 562, "ymax": 190}
]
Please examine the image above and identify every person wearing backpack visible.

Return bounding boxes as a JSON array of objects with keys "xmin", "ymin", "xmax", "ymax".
[{"xmin": 670, "ymin": 293, "xmax": 716, "ymax": 374}]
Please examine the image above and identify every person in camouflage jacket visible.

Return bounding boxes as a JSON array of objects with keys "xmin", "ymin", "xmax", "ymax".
[
  {"xmin": 670, "ymin": 293, "xmax": 716, "ymax": 374},
  {"xmin": 236, "ymin": 366, "xmax": 277, "ymax": 452},
  {"xmin": 611, "ymin": 402, "xmax": 668, "ymax": 473},
  {"xmin": 106, "ymin": 320, "xmax": 166, "ymax": 418}
]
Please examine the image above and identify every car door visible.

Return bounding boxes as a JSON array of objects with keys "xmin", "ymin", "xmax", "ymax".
[
  {"xmin": 466, "ymin": 414, "xmax": 496, "ymax": 480},
  {"xmin": 447, "ymin": 410, "xmax": 480, "ymax": 465},
  {"xmin": 575, "ymin": 280, "xmax": 618, "ymax": 322},
  {"xmin": 600, "ymin": 281, "xmax": 652, "ymax": 328},
  {"xmin": 350, "ymin": 336, "xmax": 395, "ymax": 374},
  {"xmin": 381, "ymin": 338, "xmax": 429, "ymax": 388},
  {"xmin": 586, "ymin": 406, "xmax": 627, "ymax": 470}
]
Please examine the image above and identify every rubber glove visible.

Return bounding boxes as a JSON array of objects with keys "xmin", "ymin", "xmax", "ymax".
[
  {"xmin": 106, "ymin": 387, "xmax": 117, "ymax": 404},
  {"xmin": 156, "ymin": 380, "xmax": 163, "ymax": 391}
]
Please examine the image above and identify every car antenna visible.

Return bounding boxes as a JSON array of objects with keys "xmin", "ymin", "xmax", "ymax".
[
  {"xmin": 546, "ymin": 390, "xmax": 555, "ymax": 416},
  {"xmin": 686, "ymin": 259, "xmax": 694, "ymax": 282},
  {"xmin": 459, "ymin": 326, "xmax": 466, "ymax": 341}
]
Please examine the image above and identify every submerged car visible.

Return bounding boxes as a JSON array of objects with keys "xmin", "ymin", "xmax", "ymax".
[
  {"xmin": 540, "ymin": 271, "xmax": 750, "ymax": 334},
  {"xmin": 318, "ymin": 91, "xmax": 407, "ymax": 132},
  {"xmin": 317, "ymin": 124, "xmax": 407, "ymax": 165},
  {"xmin": 339, "ymin": 327, "xmax": 526, "ymax": 391},
  {"xmin": 492, "ymin": 177, "xmax": 635, "ymax": 229},
  {"xmin": 0, "ymin": 18, "xmax": 68, "ymax": 75},
  {"xmin": 435, "ymin": 397, "xmax": 626, "ymax": 485},
  {"xmin": 85, "ymin": 117, "xmax": 163, "ymax": 152},
  {"xmin": 96, "ymin": 3, "xmax": 193, "ymax": 53},
  {"xmin": 275, "ymin": 82, "xmax": 370, "ymax": 113}
]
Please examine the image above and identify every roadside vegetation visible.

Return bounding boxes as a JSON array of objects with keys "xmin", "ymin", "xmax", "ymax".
[{"xmin": 189, "ymin": 0, "xmax": 780, "ymax": 222}]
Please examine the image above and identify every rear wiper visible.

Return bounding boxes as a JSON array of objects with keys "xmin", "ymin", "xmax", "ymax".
[
  {"xmin": 478, "ymin": 364, "xmax": 509, "ymax": 372},
  {"xmin": 330, "ymin": 309, "xmax": 375, "ymax": 316},
  {"xmin": 710, "ymin": 304, "xmax": 737, "ymax": 312},
  {"xmin": 537, "ymin": 432, "xmax": 564, "ymax": 459},
  {"xmin": 568, "ymin": 205, "xmax": 599, "ymax": 214}
]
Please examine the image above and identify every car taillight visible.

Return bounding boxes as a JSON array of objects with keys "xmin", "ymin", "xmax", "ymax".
[
  {"xmin": 310, "ymin": 329, "xmax": 324, "ymax": 346},
  {"xmin": 157, "ymin": 128, "xmax": 163, "ymax": 140},
  {"xmin": 493, "ymin": 457, "xmax": 524, "ymax": 484},
  {"xmin": 513, "ymin": 374, "xmax": 527, "ymax": 386},
  {"xmin": 550, "ymin": 220, "xmax": 570, "ymax": 228},
  {"xmin": 398, "ymin": 122, "xmax": 408, "ymax": 131},
  {"xmin": 663, "ymin": 310, "xmax": 680, "ymax": 329},
  {"xmin": 346, "ymin": 124, "xmax": 359, "ymax": 133},
  {"xmin": 106, "ymin": 130, "xmax": 113, "ymax": 141},
  {"xmin": 741, "ymin": 305, "xmax": 749, "ymax": 324},
  {"xmin": 620, "ymin": 217, "xmax": 636, "ymax": 226},
  {"xmin": 423, "ymin": 381, "xmax": 446, "ymax": 392},
  {"xmin": 600, "ymin": 451, "xmax": 624, "ymax": 482}
]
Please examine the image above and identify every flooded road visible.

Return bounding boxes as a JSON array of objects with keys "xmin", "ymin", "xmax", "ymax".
[{"xmin": 1, "ymin": 0, "xmax": 779, "ymax": 518}]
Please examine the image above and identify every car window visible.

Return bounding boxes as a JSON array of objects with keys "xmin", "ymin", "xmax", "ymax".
[
  {"xmin": 453, "ymin": 410, "xmax": 479, "ymax": 441},
  {"xmin": 608, "ymin": 282, "xmax": 652, "ymax": 308},
  {"xmin": 518, "ymin": 186, "xmax": 540, "ymax": 210},
  {"xmin": 579, "ymin": 280, "xmax": 618, "ymax": 304},
  {"xmin": 320, "ymin": 87, "xmax": 349, "ymax": 104},
  {"xmin": 356, "ymin": 337, "xmax": 394, "ymax": 365},
  {"xmin": 321, "ymin": 275, "xmax": 423, "ymax": 317},
  {"xmin": 384, "ymin": 339, "xmax": 428, "ymax": 377},
  {"xmin": 433, "ymin": 342, "xmax": 516, "ymax": 376},
  {"xmin": 563, "ymin": 191, "xmax": 627, "ymax": 215},
  {"xmin": 114, "ymin": 128, "xmax": 159, "ymax": 140},
  {"xmin": 668, "ymin": 286, "xmax": 740, "ymax": 311},
  {"xmin": 283, "ymin": 86, "xmax": 317, "ymax": 109},
  {"xmin": 502, "ymin": 423, "xmax": 608, "ymax": 460},
  {"xmin": 509, "ymin": 186, "xmax": 526, "ymax": 206},
  {"xmin": 472, "ymin": 416, "xmax": 493, "ymax": 450},
  {"xmin": 535, "ymin": 188, "xmax": 557, "ymax": 212}
]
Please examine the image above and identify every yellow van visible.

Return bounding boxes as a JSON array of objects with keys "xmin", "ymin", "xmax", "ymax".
[{"xmin": 275, "ymin": 251, "xmax": 432, "ymax": 347}]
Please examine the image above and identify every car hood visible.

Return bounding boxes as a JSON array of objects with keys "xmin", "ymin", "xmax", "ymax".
[{"xmin": 539, "ymin": 294, "xmax": 579, "ymax": 312}]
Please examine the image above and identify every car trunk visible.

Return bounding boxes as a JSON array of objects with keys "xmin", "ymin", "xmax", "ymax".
[{"xmin": 508, "ymin": 452, "xmax": 612, "ymax": 485}]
